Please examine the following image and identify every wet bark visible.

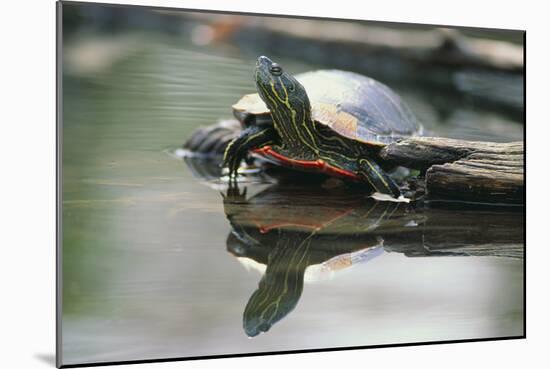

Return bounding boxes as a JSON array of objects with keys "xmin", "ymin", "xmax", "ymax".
[{"xmin": 378, "ymin": 137, "xmax": 524, "ymax": 204}]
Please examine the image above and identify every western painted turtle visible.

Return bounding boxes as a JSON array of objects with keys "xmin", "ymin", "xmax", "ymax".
[{"xmin": 223, "ymin": 56, "xmax": 423, "ymax": 198}]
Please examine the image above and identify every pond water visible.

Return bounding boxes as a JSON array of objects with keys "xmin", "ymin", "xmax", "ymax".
[{"xmin": 61, "ymin": 30, "xmax": 524, "ymax": 366}]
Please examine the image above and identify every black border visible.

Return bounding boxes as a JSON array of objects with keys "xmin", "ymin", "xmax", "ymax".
[
  {"xmin": 522, "ymin": 30, "xmax": 526, "ymax": 339},
  {"xmin": 56, "ymin": 1, "xmax": 527, "ymax": 368},
  {"xmin": 56, "ymin": 1, "xmax": 63, "ymax": 367},
  {"xmin": 61, "ymin": 336, "xmax": 522, "ymax": 368}
]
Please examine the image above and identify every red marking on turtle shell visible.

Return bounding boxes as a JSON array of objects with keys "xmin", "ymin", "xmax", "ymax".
[{"xmin": 252, "ymin": 146, "xmax": 361, "ymax": 181}]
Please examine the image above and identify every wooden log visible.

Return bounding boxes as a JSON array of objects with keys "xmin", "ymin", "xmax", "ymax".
[
  {"xmin": 378, "ymin": 137, "xmax": 524, "ymax": 204},
  {"xmin": 258, "ymin": 22, "xmax": 524, "ymax": 72},
  {"xmin": 182, "ymin": 122, "xmax": 524, "ymax": 205},
  {"xmin": 210, "ymin": 17, "xmax": 524, "ymax": 112},
  {"xmin": 188, "ymin": 14, "xmax": 524, "ymax": 72}
]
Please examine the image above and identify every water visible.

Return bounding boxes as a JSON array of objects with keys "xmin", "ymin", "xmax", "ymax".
[{"xmin": 61, "ymin": 31, "xmax": 524, "ymax": 366}]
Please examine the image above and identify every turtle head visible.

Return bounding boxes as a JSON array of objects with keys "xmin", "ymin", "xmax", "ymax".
[
  {"xmin": 254, "ymin": 56, "xmax": 314, "ymax": 145},
  {"xmin": 255, "ymin": 56, "xmax": 309, "ymax": 110}
]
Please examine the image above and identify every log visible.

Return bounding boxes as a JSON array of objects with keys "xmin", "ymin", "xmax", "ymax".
[
  {"xmin": 213, "ymin": 17, "xmax": 524, "ymax": 112},
  {"xmin": 257, "ymin": 21, "xmax": 524, "ymax": 72},
  {"xmin": 188, "ymin": 14, "xmax": 523, "ymax": 72},
  {"xmin": 378, "ymin": 137, "xmax": 524, "ymax": 204},
  {"xmin": 182, "ymin": 122, "xmax": 524, "ymax": 205}
]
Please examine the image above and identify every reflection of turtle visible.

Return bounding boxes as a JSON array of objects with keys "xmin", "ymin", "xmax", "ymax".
[
  {"xmin": 218, "ymin": 181, "xmax": 524, "ymax": 337},
  {"xmin": 223, "ymin": 184, "xmax": 411, "ymax": 337},
  {"xmin": 222, "ymin": 56, "xmax": 422, "ymax": 197}
]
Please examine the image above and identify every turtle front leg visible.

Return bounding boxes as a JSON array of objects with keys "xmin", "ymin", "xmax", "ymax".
[
  {"xmin": 222, "ymin": 125, "xmax": 277, "ymax": 179},
  {"xmin": 357, "ymin": 157, "xmax": 401, "ymax": 198}
]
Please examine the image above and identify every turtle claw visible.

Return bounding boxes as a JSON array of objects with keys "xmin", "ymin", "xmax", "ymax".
[
  {"xmin": 221, "ymin": 125, "xmax": 276, "ymax": 181},
  {"xmin": 222, "ymin": 138, "xmax": 247, "ymax": 180}
]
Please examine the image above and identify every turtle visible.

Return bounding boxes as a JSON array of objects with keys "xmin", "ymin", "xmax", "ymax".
[{"xmin": 222, "ymin": 56, "xmax": 423, "ymax": 198}]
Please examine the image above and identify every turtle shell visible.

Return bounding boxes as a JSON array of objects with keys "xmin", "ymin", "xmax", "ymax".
[{"xmin": 233, "ymin": 70, "xmax": 422, "ymax": 146}]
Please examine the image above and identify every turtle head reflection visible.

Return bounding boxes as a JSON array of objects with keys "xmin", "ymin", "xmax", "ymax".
[{"xmin": 241, "ymin": 239, "xmax": 308, "ymax": 337}]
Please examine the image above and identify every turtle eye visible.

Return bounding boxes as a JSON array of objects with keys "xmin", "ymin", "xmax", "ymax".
[{"xmin": 270, "ymin": 64, "xmax": 283, "ymax": 76}]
